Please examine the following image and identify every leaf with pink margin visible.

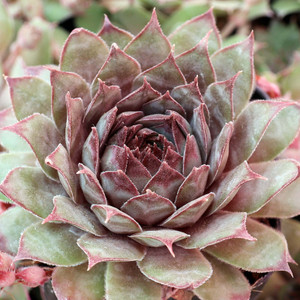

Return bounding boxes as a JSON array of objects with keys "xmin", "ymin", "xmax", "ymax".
[
  {"xmin": 60, "ymin": 28, "xmax": 109, "ymax": 83},
  {"xmin": 194, "ymin": 253, "xmax": 251, "ymax": 300},
  {"xmin": 91, "ymin": 204, "xmax": 142, "ymax": 234},
  {"xmin": 133, "ymin": 52, "xmax": 186, "ymax": 94},
  {"xmin": 112, "ymin": 111, "xmax": 144, "ymax": 133},
  {"xmin": 251, "ymin": 176, "xmax": 300, "ymax": 218},
  {"xmin": 207, "ymin": 122, "xmax": 233, "ymax": 187},
  {"xmin": 65, "ymin": 93, "xmax": 85, "ymax": 163},
  {"xmin": 124, "ymin": 9, "xmax": 171, "ymax": 71},
  {"xmin": 191, "ymin": 104, "xmax": 211, "ymax": 162},
  {"xmin": 143, "ymin": 161, "xmax": 185, "ymax": 202},
  {"xmin": 82, "ymin": 128, "xmax": 100, "ymax": 175},
  {"xmin": 171, "ymin": 78, "xmax": 204, "ymax": 121},
  {"xmin": 175, "ymin": 165, "xmax": 209, "ymax": 207},
  {"xmin": 211, "ymin": 33, "xmax": 254, "ymax": 117},
  {"xmin": 169, "ymin": 8, "xmax": 221, "ymax": 55},
  {"xmin": 0, "ymin": 167, "xmax": 64, "ymax": 218},
  {"xmin": 106, "ymin": 262, "xmax": 162, "ymax": 300},
  {"xmin": 175, "ymin": 32, "xmax": 216, "ymax": 94},
  {"xmin": 205, "ymin": 218, "xmax": 293, "ymax": 274},
  {"xmin": 117, "ymin": 78, "xmax": 160, "ymax": 113},
  {"xmin": 93, "ymin": 44, "xmax": 141, "ymax": 96},
  {"xmin": 164, "ymin": 147, "xmax": 183, "ymax": 173},
  {"xmin": 226, "ymin": 159, "xmax": 299, "ymax": 214},
  {"xmin": 98, "ymin": 15, "xmax": 133, "ymax": 49},
  {"xmin": 121, "ymin": 190, "xmax": 176, "ymax": 226},
  {"xmin": 84, "ymin": 80, "xmax": 122, "ymax": 126},
  {"xmin": 16, "ymin": 222, "xmax": 87, "ymax": 266},
  {"xmin": 177, "ymin": 211, "xmax": 254, "ymax": 250},
  {"xmin": 2, "ymin": 113, "xmax": 63, "ymax": 180},
  {"xmin": 160, "ymin": 193, "xmax": 214, "ymax": 229},
  {"xmin": 249, "ymin": 103, "xmax": 300, "ymax": 163},
  {"xmin": 130, "ymin": 229, "xmax": 189, "ymax": 257},
  {"xmin": 137, "ymin": 245, "xmax": 212, "ymax": 289},
  {"xmin": 43, "ymin": 195, "xmax": 107, "ymax": 237},
  {"xmin": 100, "ymin": 170, "xmax": 139, "ymax": 208},
  {"xmin": 77, "ymin": 163, "xmax": 107, "ymax": 205},
  {"xmin": 101, "ymin": 145, "xmax": 128, "ymax": 172},
  {"xmin": 45, "ymin": 144, "xmax": 80, "ymax": 203},
  {"xmin": 77, "ymin": 233, "xmax": 146, "ymax": 270},
  {"xmin": 7, "ymin": 76, "xmax": 51, "ymax": 120},
  {"xmin": 52, "ymin": 263, "xmax": 106, "ymax": 300},
  {"xmin": 207, "ymin": 161, "xmax": 264, "ymax": 215},
  {"xmin": 0, "ymin": 206, "xmax": 39, "ymax": 255},
  {"xmin": 226, "ymin": 100, "xmax": 296, "ymax": 170},
  {"xmin": 204, "ymin": 73, "xmax": 240, "ymax": 139},
  {"xmin": 51, "ymin": 69, "xmax": 91, "ymax": 133}
]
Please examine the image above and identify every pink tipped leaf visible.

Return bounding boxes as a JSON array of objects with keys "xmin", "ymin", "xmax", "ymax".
[{"xmin": 164, "ymin": 146, "xmax": 183, "ymax": 173}]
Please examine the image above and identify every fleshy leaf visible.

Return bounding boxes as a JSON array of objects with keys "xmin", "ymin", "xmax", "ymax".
[
  {"xmin": 121, "ymin": 190, "xmax": 176, "ymax": 226},
  {"xmin": 43, "ymin": 196, "xmax": 107, "ymax": 236},
  {"xmin": 205, "ymin": 218, "xmax": 292, "ymax": 274},
  {"xmin": 101, "ymin": 145, "xmax": 128, "ymax": 172},
  {"xmin": 204, "ymin": 73, "xmax": 240, "ymax": 138},
  {"xmin": 177, "ymin": 211, "xmax": 254, "ymax": 250},
  {"xmin": 130, "ymin": 229, "xmax": 189, "ymax": 257},
  {"xmin": 106, "ymin": 262, "xmax": 162, "ymax": 300},
  {"xmin": 45, "ymin": 144, "xmax": 80, "ymax": 203},
  {"xmin": 60, "ymin": 28, "xmax": 109, "ymax": 83},
  {"xmin": 169, "ymin": 8, "xmax": 221, "ymax": 55},
  {"xmin": 16, "ymin": 223, "xmax": 87, "ymax": 266},
  {"xmin": 124, "ymin": 9, "xmax": 171, "ymax": 71},
  {"xmin": 133, "ymin": 52, "xmax": 186, "ymax": 93},
  {"xmin": 175, "ymin": 32, "xmax": 216, "ymax": 93},
  {"xmin": 249, "ymin": 103, "xmax": 300, "ymax": 163},
  {"xmin": 226, "ymin": 159, "xmax": 299, "ymax": 214},
  {"xmin": 0, "ymin": 167, "xmax": 64, "ymax": 218},
  {"xmin": 137, "ymin": 246, "xmax": 212, "ymax": 289},
  {"xmin": 0, "ymin": 206, "xmax": 39, "ymax": 255},
  {"xmin": 143, "ymin": 162, "xmax": 184, "ymax": 202},
  {"xmin": 77, "ymin": 233, "xmax": 146, "ymax": 270},
  {"xmin": 194, "ymin": 254, "xmax": 251, "ymax": 300},
  {"xmin": 175, "ymin": 165, "xmax": 209, "ymax": 207},
  {"xmin": 2, "ymin": 113, "xmax": 63, "ymax": 180},
  {"xmin": 53, "ymin": 263, "xmax": 106, "ymax": 300},
  {"xmin": 77, "ymin": 164, "xmax": 107, "ymax": 205},
  {"xmin": 226, "ymin": 100, "xmax": 297, "ymax": 170},
  {"xmin": 7, "ymin": 76, "xmax": 51, "ymax": 120},
  {"xmin": 211, "ymin": 33, "xmax": 254, "ymax": 117},
  {"xmin": 98, "ymin": 15, "xmax": 133, "ymax": 49},
  {"xmin": 160, "ymin": 193, "xmax": 214, "ymax": 229},
  {"xmin": 207, "ymin": 161, "xmax": 263, "ymax": 215},
  {"xmin": 51, "ymin": 69, "xmax": 91, "ymax": 133},
  {"xmin": 94, "ymin": 44, "xmax": 141, "ymax": 96},
  {"xmin": 91, "ymin": 204, "xmax": 142, "ymax": 234}
]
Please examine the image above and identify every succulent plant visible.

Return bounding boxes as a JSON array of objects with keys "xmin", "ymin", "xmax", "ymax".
[{"xmin": 0, "ymin": 9, "xmax": 300, "ymax": 300}]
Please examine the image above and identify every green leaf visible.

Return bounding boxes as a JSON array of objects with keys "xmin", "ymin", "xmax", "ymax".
[
  {"xmin": 52, "ymin": 263, "xmax": 106, "ymax": 300},
  {"xmin": 43, "ymin": 0, "xmax": 71, "ymax": 22},
  {"xmin": 16, "ymin": 222, "xmax": 87, "ymax": 266},
  {"xmin": 272, "ymin": 0, "xmax": 300, "ymax": 17}
]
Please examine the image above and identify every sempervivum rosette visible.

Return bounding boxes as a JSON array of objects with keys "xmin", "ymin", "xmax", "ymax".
[{"xmin": 0, "ymin": 9, "xmax": 300, "ymax": 300}]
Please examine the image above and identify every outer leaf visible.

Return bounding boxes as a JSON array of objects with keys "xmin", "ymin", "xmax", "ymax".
[
  {"xmin": 7, "ymin": 76, "xmax": 51, "ymax": 120},
  {"xmin": 177, "ymin": 211, "xmax": 254, "ymax": 250},
  {"xmin": 106, "ymin": 262, "xmax": 162, "ymax": 300},
  {"xmin": 125, "ymin": 9, "xmax": 171, "ymax": 71},
  {"xmin": 205, "ymin": 218, "xmax": 292, "ymax": 274},
  {"xmin": 194, "ymin": 254, "xmax": 251, "ymax": 300},
  {"xmin": 211, "ymin": 34, "xmax": 254, "ymax": 117},
  {"xmin": 0, "ymin": 167, "xmax": 64, "ymax": 218},
  {"xmin": 2, "ymin": 114, "xmax": 63, "ymax": 180},
  {"xmin": 16, "ymin": 223, "xmax": 87, "ymax": 266},
  {"xmin": 0, "ymin": 206, "xmax": 39, "ymax": 255},
  {"xmin": 137, "ymin": 246, "xmax": 212, "ymax": 289},
  {"xmin": 53, "ymin": 263, "xmax": 105, "ymax": 300},
  {"xmin": 169, "ymin": 8, "xmax": 221, "ymax": 55},
  {"xmin": 60, "ymin": 28, "xmax": 109, "ymax": 83},
  {"xmin": 77, "ymin": 233, "xmax": 146, "ymax": 270},
  {"xmin": 226, "ymin": 160, "xmax": 299, "ymax": 213}
]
